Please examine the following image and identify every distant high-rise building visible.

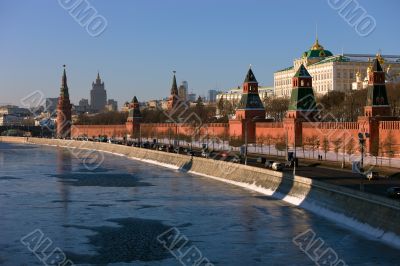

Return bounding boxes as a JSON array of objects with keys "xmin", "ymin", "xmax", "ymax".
[
  {"xmin": 106, "ymin": 99, "xmax": 118, "ymax": 111},
  {"xmin": 188, "ymin": 93, "xmax": 196, "ymax": 102},
  {"xmin": 90, "ymin": 72, "xmax": 107, "ymax": 112},
  {"xmin": 79, "ymin": 98, "xmax": 89, "ymax": 108},
  {"xmin": 207, "ymin": 89, "xmax": 218, "ymax": 103},
  {"xmin": 178, "ymin": 84, "xmax": 187, "ymax": 101},
  {"xmin": 45, "ymin": 98, "xmax": 58, "ymax": 114},
  {"xmin": 74, "ymin": 98, "xmax": 90, "ymax": 114},
  {"xmin": 182, "ymin": 81, "xmax": 188, "ymax": 90}
]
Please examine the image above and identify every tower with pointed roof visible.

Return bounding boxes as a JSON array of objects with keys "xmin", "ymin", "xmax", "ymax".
[
  {"xmin": 235, "ymin": 66, "xmax": 265, "ymax": 120},
  {"xmin": 364, "ymin": 58, "xmax": 391, "ymax": 117},
  {"xmin": 229, "ymin": 66, "xmax": 266, "ymax": 142},
  {"xmin": 126, "ymin": 96, "xmax": 142, "ymax": 138},
  {"xmin": 56, "ymin": 65, "xmax": 72, "ymax": 138},
  {"xmin": 167, "ymin": 71, "xmax": 179, "ymax": 110},
  {"xmin": 286, "ymin": 64, "xmax": 318, "ymax": 120},
  {"xmin": 284, "ymin": 64, "xmax": 319, "ymax": 149},
  {"xmin": 358, "ymin": 57, "xmax": 399, "ymax": 156},
  {"xmin": 90, "ymin": 72, "xmax": 107, "ymax": 113}
]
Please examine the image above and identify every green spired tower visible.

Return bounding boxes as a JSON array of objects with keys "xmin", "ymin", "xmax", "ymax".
[{"xmin": 287, "ymin": 64, "xmax": 318, "ymax": 121}]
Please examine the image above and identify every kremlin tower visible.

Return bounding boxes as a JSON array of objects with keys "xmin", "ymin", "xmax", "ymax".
[
  {"xmin": 56, "ymin": 65, "xmax": 72, "ymax": 139},
  {"xmin": 167, "ymin": 71, "xmax": 179, "ymax": 110}
]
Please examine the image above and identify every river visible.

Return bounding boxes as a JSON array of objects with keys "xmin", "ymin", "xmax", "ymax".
[{"xmin": 0, "ymin": 142, "xmax": 398, "ymax": 265}]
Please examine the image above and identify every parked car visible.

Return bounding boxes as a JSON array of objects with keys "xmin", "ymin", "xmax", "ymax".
[
  {"xmin": 141, "ymin": 141, "xmax": 150, "ymax": 148},
  {"xmin": 187, "ymin": 150, "xmax": 195, "ymax": 156},
  {"xmin": 387, "ymin": 187, "xmax": 400, "ymax": 199},
  {"xmin": 158, "ymin": 145, "xmax": 166, "ymax": 151},
  {"xmin": 366, "ymin": 171, "xmax": 379, "ymax": 180},
  {"xmin": 201, "ymin": 150, "xmax": 210, "ymax": 158},
  {"xmin": 167, "ymin": 145, "xmax": 174, "ymax": 152},
  {"xmin": 174, "ymin": 147, "xmax": 184, "ymax": 154},
  {"xmin": 272, "ymin": 162, "xmax": 285, "ymax": 171},
  {"xmin": 265, "ymin": 160, "xmax": 274, "ymax": 168},
  {"xmin": 257, "ymin": 157, "xmax": 266, "ymax": 164},
  {"xmin": 219, "ymin": 151, "xmax": 229, "ymax": 158},
  {"xmin": 231, "ymin": 157, "xmax": 241, "ymax": 163}
]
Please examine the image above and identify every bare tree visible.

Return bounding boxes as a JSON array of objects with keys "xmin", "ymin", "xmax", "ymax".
[
  {"xmin": 384, "ymin": 131, "xmax": 396, "ymax": 167},
  {"xmin": 306, "ymin": 135, "xmax": 319, "ymax": 159},
  {"xmin": 322, "ymin": 136, "xmax": 330, "ymax": 160},
  {"xmin": 257, "ymin": 134, "xmax": 265, "ymax": 153},
  {"xmin": 275, "ymin": 136, "xmax": 286, "ymax": 157},
  {"xmin": 346, "ymin": 137, "xmax": 355, "ymax": 162},
  {"xmin": 332, "ymin": 138, "xmax": 342, "ymax": 162},
  {"xmin": 265, "ymin": 134, "xmax": 273, "ymax": 155}
]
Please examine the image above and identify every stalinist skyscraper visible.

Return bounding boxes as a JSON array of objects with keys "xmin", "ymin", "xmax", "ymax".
[{"xmin": 90, "ymin": 72, "xmax": 107, "ymax": 112}]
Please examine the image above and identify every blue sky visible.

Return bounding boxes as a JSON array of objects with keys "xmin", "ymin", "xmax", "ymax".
[{"xmin": 0, "ymin": 0, "xmax": 399, "ymax": 106}]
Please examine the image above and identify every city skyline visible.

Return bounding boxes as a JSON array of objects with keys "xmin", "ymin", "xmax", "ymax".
[{"xmin": 1, "ymin": 0, "xmax": 399, "ymax": 106}]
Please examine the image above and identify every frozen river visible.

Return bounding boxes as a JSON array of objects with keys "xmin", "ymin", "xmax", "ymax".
[{"xmin": 0, "ymin": 142, "xmax": 398, "ymax": 265}]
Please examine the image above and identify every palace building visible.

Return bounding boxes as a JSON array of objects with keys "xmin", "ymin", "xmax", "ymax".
[{"xmin": 274, "ymin": 38, "xmax": 400, "ymax": 97}]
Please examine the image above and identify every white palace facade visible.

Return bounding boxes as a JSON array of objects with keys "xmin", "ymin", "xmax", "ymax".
[{"xmin": 274, "ymin": 38, "xmax": 400, "ymax": 97}]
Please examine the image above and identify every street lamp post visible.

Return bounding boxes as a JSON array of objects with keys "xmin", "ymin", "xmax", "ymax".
[
  {"xmin": 244, "ymin": 116, "xmax": 263, "ymax": 166},
  {"xmin": 139, "ymin": 125, "xmax": 142, "ymax": 148},
  {"xmin": 286, "ymin": 129, "xmax": 289, "ymax": 161},
  {"xmin": 358, "ymin": 132, "xmax": 370, "ymax": 191},
  {"xmin": 293, "ymin": 132, "xmax": 296, "ymax": 176},
  {"xmin": 244, "ymin": 120, "xmax": 248, "ymax": 165}
]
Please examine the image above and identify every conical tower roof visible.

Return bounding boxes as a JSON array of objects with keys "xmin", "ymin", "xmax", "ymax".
[
  {"xmin": 170, "ymin": 71, "xmax": 178, "ymax": 95},
  {"xmin": 244, "ymin": 67, "xmax": 257, "ymax": 83},
  {"xmin": 60, "ymin": 65, "xmax": 69, "ymax": 98},
  {"xmin": 128, "ymin": 96, "xmax": 141, "ymax": 118},
  {"xmin": 294, "ymin": 64, "xmax": 311, "ymax": 78}
]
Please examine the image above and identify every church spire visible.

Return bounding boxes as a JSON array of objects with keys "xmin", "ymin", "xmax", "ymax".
[
  {"xmin": 96, "ymin": 71, "xmax": 102, "ymax": 84},
  {"xmin": 60, "ymin": 65, "xmax": 69, "ymax": 97},
  {"xmin": 170, "ymin": 71, "xmax": 178, "ymax": 95},
  {"xmin": 57, "ymin": 64, "xmax": 72, "ymax": 138}
]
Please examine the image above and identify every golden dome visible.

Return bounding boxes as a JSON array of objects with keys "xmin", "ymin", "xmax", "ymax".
[
  {"xmin": 376, "ymin": 53, "xmax": 385, "ymax": 64},
  {"xmin": 311, "ymin": 38, "xmax": 324, "ymax": 50}
]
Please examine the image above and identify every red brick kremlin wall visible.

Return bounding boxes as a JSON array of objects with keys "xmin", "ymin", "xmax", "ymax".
[
  {"xmin": 72, "ymin": 123, "xmax": 229, "ymax": 140},
  {"xmin": 71, "ymin": 120, "xmax": 400, "ymax": 157},
  {"xmin": 71, "ymin": 125, "xmax": 127, "ymax": 138}
]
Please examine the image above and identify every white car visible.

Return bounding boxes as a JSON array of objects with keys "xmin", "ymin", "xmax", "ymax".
[
  {"xmin": 201, "ymin": 151, "xmax": 210, "ymax": 158},
  {"xmin": 272, "ymin": 162, "xmax": 285, "ymax": 171},
  {"xmin": 366, "ymin": 171, "xmax": 379, "ymax": 180}
]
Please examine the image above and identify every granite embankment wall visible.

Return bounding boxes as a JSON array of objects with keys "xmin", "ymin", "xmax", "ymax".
[{"xmin": 2, "ymin": 136, "xmax": 400, "ymax": 248}]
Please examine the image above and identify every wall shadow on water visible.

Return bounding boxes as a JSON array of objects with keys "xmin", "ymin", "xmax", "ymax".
[
  {"xmin": 56, "ymin": 148, "xmax": 72, "ymax": 214},
  {"xmin": 179, "ymin": 158, "xmax": 193, "ymax": 172},
  {"xmin": 270, "ymin": 171, "xmax": 298, "ymax": 201}
]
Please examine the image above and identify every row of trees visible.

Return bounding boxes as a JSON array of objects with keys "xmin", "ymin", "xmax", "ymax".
[{"xmin": 253, "ymin": 132, "xmax": 398, "ymax": 166}]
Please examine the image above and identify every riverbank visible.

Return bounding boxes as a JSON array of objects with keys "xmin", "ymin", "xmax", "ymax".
[{"xmin": 2, "ymin": 136, "xmax": 400, "ymax": 249}]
